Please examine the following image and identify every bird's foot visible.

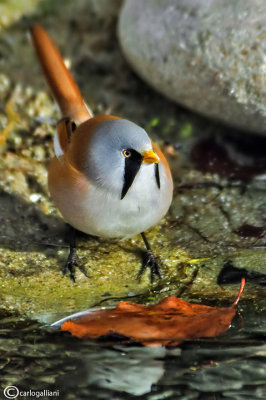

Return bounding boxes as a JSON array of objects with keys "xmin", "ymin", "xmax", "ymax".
[
  {"xmin": 138, "ymin": 250, "xmax": 162, "ymax": 283},
  {"xmin": 63, "ymin": 247, "xmax": 78, "ymax": 282}
]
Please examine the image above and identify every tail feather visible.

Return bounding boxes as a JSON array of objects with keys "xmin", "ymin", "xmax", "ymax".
[{"xmin": 31, "ymin": 24, "xmax": 91, "ymax": 122}]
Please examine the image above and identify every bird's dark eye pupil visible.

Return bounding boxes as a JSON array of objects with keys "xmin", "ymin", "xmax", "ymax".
[{"xmin": 123, "ymin": 149, "xmax": 131, "ymax": 158}]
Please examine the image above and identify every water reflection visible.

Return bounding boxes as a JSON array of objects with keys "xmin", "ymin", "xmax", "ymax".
[
  {"xmin": 79, "ymin": 346, "xmax": 167, "ymax": 396},
  {"xmin": 0, "ymin": 302, "xmax": 265, "ymax": 399}
]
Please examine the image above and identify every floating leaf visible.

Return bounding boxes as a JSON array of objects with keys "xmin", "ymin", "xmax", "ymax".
[{"xmin": 61, "ymin": 279, "xmax": 245, "ymax": 347}]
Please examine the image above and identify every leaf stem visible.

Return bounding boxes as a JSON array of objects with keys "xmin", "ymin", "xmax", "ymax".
[{"xmin": 232, "ymin": 277, "xmax": 246, "ymax": 307}]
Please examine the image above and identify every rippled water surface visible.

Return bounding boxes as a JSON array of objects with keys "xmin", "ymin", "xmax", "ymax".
[{"xmin": 0, "ymin": 301, "xmax": 265, "ymax": 400}]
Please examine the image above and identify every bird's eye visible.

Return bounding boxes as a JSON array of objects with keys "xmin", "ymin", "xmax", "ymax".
[{"xmin": 123, "ymin": 149, "xmax": 131, "ymax": 158}]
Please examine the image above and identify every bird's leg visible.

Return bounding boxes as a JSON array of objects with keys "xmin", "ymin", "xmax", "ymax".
[
  {"xmin": 63, "ymin": 224, "xmax": 78, "ymax": 282},
  {"xmin": 138, "ymin": 232, "xmax": 162, "ymax": 282}
]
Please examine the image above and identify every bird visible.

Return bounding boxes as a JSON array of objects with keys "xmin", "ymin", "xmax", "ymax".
[{"xmin": 30, "ymin": 24, "xmax": 173, "ymax": 282}]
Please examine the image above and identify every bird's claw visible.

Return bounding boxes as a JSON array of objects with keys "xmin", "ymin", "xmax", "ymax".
[
  {"xmin": 63, "ymin": 248, "xmax": 78, "ymax": 282},
  {"xmin": 138, "ymin": 250, "xmax": 162, "ymax": 283}
]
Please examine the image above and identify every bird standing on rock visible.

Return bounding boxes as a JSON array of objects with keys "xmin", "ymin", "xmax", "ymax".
[{"xmin": 30, "ymin": 24, "xmax": 173, "ymax": 282}]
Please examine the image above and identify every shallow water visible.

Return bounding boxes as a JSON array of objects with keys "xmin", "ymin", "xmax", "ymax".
[{"xmin": 1, "ymin": 301, "xmax": 265, "ymax": 400}]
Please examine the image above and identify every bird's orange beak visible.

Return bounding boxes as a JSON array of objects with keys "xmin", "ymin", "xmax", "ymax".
[{"xmin": 142, "ymin": 150, "xmax": 160, "ymax": 164}]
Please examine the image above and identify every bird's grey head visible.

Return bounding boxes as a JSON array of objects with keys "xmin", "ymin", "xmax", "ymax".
[{"xmin": 86, "ymin": 119, "xmax": 157, "ymax": 198}]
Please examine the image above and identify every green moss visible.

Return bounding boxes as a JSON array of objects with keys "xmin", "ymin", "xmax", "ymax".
[
  {"xmin": 179, "ymin": 122, "xmax": 193, "ymax": 139},
  {"xmin": 0, "ymin": 0, "xmax": 37, "ymax": 27},
  {"xmin": 0, "ymin": 228, "xmax": 190, "ymax": 316}
]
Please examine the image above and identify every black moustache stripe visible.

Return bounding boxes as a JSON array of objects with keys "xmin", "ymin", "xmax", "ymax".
[
  {"xmin": 155, "ymin": 163, "xmax": 160, "ymax": 189},
  {"xmin": 121, "ymin": 149, "xmax": 143, "ymax": 199}
]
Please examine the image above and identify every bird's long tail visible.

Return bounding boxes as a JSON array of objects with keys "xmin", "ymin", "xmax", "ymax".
[{"xmin": 31, "ymin": 24, "xmax": 92, "ymax": 122}]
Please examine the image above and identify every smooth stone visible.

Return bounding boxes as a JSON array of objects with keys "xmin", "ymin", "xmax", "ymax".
[{"xmin": 119, "ymin": 0, "xmax": 266, "ymax": 134}]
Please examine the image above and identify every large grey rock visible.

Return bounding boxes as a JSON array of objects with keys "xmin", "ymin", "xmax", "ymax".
[{"xmin": 119, "ymin": 0, "xmax": 266, "ymax": 134}]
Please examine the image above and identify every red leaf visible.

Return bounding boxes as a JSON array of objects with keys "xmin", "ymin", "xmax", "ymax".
[{"xmin": 61, "ymin": 278, "xmax": 245, "ymax": 346}]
